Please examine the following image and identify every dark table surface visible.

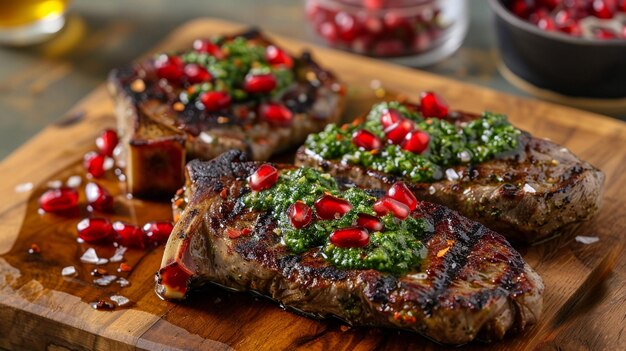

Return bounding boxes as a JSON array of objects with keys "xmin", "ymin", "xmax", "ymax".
[{"xmin": 0, "ymin": 0, "xmax": 576, "ymax": 161}]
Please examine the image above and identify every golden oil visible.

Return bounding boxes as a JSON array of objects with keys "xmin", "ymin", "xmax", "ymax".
[{"xmin": 0, "ymin": 0, "xmax": 69, "ymax": 28}]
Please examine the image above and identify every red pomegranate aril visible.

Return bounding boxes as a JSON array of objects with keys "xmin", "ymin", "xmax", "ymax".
[
  {"xmin": 330, "ymin": 226, "xmax": 369, "ymax": 248},
  {"xmin": 39, "ymin": 187, "xmax": 79, "ymax": 213},
  {"xmin": 243, "ymin": 73, "xmax": 277, "ymax": 93},
  {"xmin": 420, "ymin": 91, "xmax": 449, "ymax": 118},
  {"xmin": 287, "ymin": 201, "xmax": 313, "ymax": 229},
  {"xmin": 387, "ymin": 182, "xmax": 418, "ymax": 211},
  {"xmin": 510, "ymin": 0, "xmax": 532, "ymax": 18},
  {"xmin": 77, "ymin": 217, "xmax": 113, "ymax": 243},
  {"xmin": 95, "ymin": 129, "xmax": 118, "ymax": 157},
  {"xmin": 559, "ymin": 21, "xmax": 582, "ymax": 36},
  {"xmin": 335, "ymin": 11, "xmax": 359, "ymax": 42},
  {"xmin": 402, "ymin": 130, "xmax": 430, "ymax": 154},
  {"xmin": 373, "ymin": 196, "xmax": 410, "ymax": 220},
  {"xmin": 356, "ymin": 213, "xmax": 383, "ymax": 232},
  {"xmin": 184, "ymin": 64, "xmax": 212, "ymax": 84},
  {"xmin": 192, "ymin": 39, "xmax": 224, "ymax": 59},
  {"xmin": 85, "ymin": 182, "xmax": 113, "ymax": 212},
  {"xmin": 84, "ymin": 152, "xmax": 106, "ymax": 178},
  {"xmin": 315, "ymin": 195, "xmax": 353, "ymax": 220},
  {"xmin": 594, "ymin": 27, "xmax": 617, "ymax": 39},
  {"xmin": 380, "ymin": 108, "xmax": 403, "ymax": 129},
  {"xmin": 265, "ymin": 45, "xmax": 293, "ymax": 68},
  {"xmin": 112, "ymin": 221, "xmax": 145, "ymax": 249},
  {"xmin": 591, "ymin": 0, "xmax": 615, "ymax": 19},
  {"xmin": 259, "ymin": 102, "xmax": 293, "ymax": 126},
  {"xmin": 384, "ymin": 119, "xmax": 414, "ymax": 145},
  {"xmin": 199, "ymin": 91, "xmax": 231, "ymax": 111},
  {"xmin": 154, "ymin": 54, "xmax": 184, "ymax": 82},
  {"xmin": 249, "ymin": 164, "xmax": 279, "ymax": 191},
  {"xmin": 352, "ymin": 129, "xmax": 382, "ymax": 150},
  {"xmin": 143, "ymin": 221, "xmax": 174, "ymax": 245}
]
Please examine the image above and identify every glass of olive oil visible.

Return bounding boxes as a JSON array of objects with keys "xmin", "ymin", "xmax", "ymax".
[{"xmin": 0, "ymin": 0, "xmax": 70, "ymax": 45}]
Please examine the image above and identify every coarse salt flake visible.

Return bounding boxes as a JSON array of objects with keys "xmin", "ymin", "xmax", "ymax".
[
  {"xmin": 15, "ymin": 182, "xmax": 33, "ymax": 193},
  {"xmin": 110, "ymin": 295, "xmax": 130, "ymax": 306},
  {"xmin": 575, "ymin": 236, "xmax": 599, "ymax": 245},
  {"xmin": 445, "ymin": 168, "xmax": 459, "ymax": 181},
  {"xmin": 93, "ymin": 275, "xmax": 117, "ymax": 286},
  {"xmin": 523, "ymin": 184, "xmax": 536, "ymax": 194},
  {"xmin": 66, "ymin": 175, "xmax": 82, "ymax": 188},
  {"xmin": 61, "ymin": 266, "xmax": 77, "ymax": 277},
  {"xmin": 80, "ymin": 248, "xmax": 99, "ymax": 264}
]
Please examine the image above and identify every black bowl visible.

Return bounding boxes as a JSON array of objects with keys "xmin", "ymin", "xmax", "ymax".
[{"xmin": 489, "ymin": 0, "xmax": 626, "ymax": 99}]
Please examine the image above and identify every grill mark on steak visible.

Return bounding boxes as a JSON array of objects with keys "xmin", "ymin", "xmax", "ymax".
[{"xmin": 159, "ymin": 151, "xmax": 544, "ymax": 345}]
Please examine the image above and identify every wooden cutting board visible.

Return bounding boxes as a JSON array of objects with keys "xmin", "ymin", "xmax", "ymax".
[{"xmin": 0, "ymin": 18, "xmax": 624, "ymax": 351}]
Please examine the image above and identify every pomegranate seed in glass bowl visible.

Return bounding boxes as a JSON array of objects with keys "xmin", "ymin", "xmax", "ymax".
[{"xmin": 305, "ymin": 0, "xmax": 469, "ymax": 66}]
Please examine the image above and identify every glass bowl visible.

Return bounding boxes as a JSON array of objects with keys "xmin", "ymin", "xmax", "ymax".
[{"xmin": 305, "ymin": 0, "xmax": 469, "ymax": 66}]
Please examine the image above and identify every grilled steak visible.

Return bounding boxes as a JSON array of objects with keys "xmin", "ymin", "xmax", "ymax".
[
  {"xmin": 157, "ymin": 151, "xmax": 544, "ymax": 345},
  {"xmin": 295, "ymin": 100, "xmax": 604, "ymax": 242},
  {"xmin": 108, "ymin": 29, "xmax": 344, "ymax": 198}
]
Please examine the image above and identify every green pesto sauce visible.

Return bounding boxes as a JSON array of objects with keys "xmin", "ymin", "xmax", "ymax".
[
  {"xmin": 242, "ymin": 167, "xmax": 430, "ymax": 275},
  {"xmin": 175, "ymin": 36, "xmax": 294, "ymax": 104},
  {"xmin": 305, "ymin": 101, "xmax": 521, "ymax": 183}
]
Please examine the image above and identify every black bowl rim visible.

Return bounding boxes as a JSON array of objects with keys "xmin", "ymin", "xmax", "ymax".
[{"xmin": 488, "ymin": 0, "xmax": 626, "ymax": 47}]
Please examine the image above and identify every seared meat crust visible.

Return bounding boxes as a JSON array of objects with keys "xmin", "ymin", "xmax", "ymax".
[{"xmin": 158, "ymin": 151, "xmax": 543, "ymax": 345}]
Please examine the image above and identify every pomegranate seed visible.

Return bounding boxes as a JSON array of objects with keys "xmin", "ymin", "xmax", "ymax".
[
  {"xmin": 143, "ymin": 221, "xmax": 174, "ymax": 245},
  {"xmin": 259, "ymin": 102, "xmax": 293, "ymax": 126},
  {"xmin": 85, "ymin": 182, "xmax": 113, "ymax": 212},
  {"xmin": 352, "ymin": 129, "xmax": 382, "ymax": 150},
  {"xmin": 77, "ymin": 217, "xmax": 113, "ymax": 243},
  {"xmin": 84, "ymin": 152, "xmax": 106, "ymax": 178},
  {"xmin": 384, "ymin": 119, "xmax": 414, "ymax": 145},
  {"xmin": 402, "ymin": 130, "xmax": 430, "ymax": 154},
  {"xmin": 28, "ymin": 243, "xmax": 41, "ymax": 254},
  {"xmin": 265, "ymin": 45, "xmax": 293, "ymax": 68},
  {"xmin": 387, "ymin": 182, "xmax": 418, "ymax": 211},
  {"xmin": 192, "ymin": 39, "xmax": 224, "ymax": 59},
  {"xmin": 118, "ymin": 263, "xmax": 132, "ymax": 272},
  {"xmin": 227, "ymin": 228, "xmax": 242, "ymax": 239},
  {"xmin": 243, "ymin": 73, "xmax": 277, "ymax": 93},
  {"xmin": 356, "ymin": 213, "xmax": 383, "ymax": 232},
  {"xmin": 319, "ymin": 21, "xmax": 339, "ymax": 44},
  {"xmin": 510, "ymin": 0, "xmax": 532, "ymax": 18},
  {"xmin": 249, "ymin": 164, "xmax": 279, "ymax": 191},
  {"xmin": 594, "ymin": 27, "xmax": 617, "ymax": 39},
  {"xmin": 92, "ymin": 300, "xmax": 115, "ymax": 310},
  {"xmin": 95, "ymin": 129, "xmax": 118, "ymax": 157},
  {"xmin": 314, "ymin": 195, "xmax": 352, "ymax": 220},
  {"xmin": 112, "ymin": 221, "xmax": 144, "ymax": 249},
  {"xmin": 537, "ymin": 0, "xmax": 559, "ymax": 10},
  {"xmin": 241, "ymin": 228, "xmax": 252, "ymax": 236},
  {"xmin": 591, "ymin": 0, "xmax": 615, "ymax": 19},
  {"xmin": 559, "ymin": 21, "xmax": 582, "ymax": 36},
  {"xmin": 199, "ymin": 91, "xmax": 231, "ymax": 111},
  {"xmin": 184, "ymin": 64, "xmax": 212, "ymax": 84},
  {"xmin": 373, "ymin": 39, "xmax": 405, "ymax": 57},
  {"xmin": 39, "ymin": 187, "xmax": 78, "ymax": 213},
  {"xmin": 154, "ymin": 54, "xmax": 184, "ymax": 82},
  {"xmin": 373, "ymin": 196, "xmax": 410, "ymax": 220},
  {"xmin": 537, "ymin": 17, "xmax": 556, "ymax": 31},
  {"xmin": 329, "ymin": 226, "xmax": 369, "ymax": 248},
  {"xmin": 420, "ymin": 91, "xmax": 449, "ymax": 118},
  {"xmin": 335, "ymin": 11, "xmax": 359, "ymax": 42},
  {"xmin": 287, "ymin": 201, "xmax": 313, "ymax": 229},
  {"xmin": 619, "ymin": 0, "xmax": 626, "ymax": 12},
  {"xmin": 380, "ymin": 108, "xmax": 403, "ymax": 129}
]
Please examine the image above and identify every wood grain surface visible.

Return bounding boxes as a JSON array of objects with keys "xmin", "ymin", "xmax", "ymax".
[{"xmin": 0, "ymin": 18, "xmax": 624, "ymax": 351}]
